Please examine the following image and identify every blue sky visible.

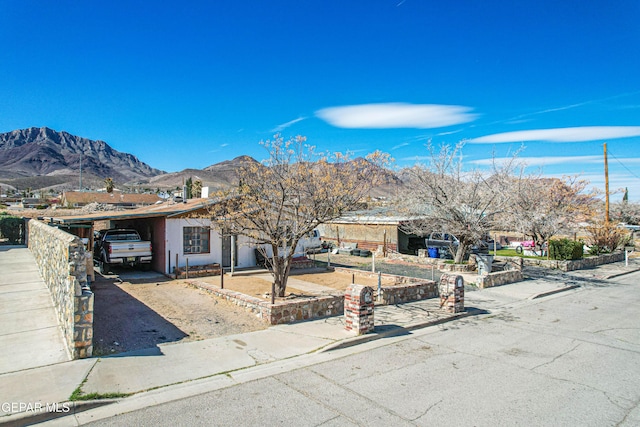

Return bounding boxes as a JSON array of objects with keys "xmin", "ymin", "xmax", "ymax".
[{"xmin": 1, "ymin": 1, "xmax": 639, "ymax": 200}]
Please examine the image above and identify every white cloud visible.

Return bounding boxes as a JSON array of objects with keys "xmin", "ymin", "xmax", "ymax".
[
  {"xmin": 391, "ymin": 142, "xmax": 410, "ymax": 150},
  {"xmin": 271, "ymin": 117, "xmax": 305, "ymax": 132},
  {"xmin": 437, "ymin": 129, "xmax": 463, "ymax": 136},
  {"xmin": 315, "ymin": 103, "xmax": 477, "ymax": 129},
  {"xmin": 220, "ymin": 143, "xmax": 229, "ymax": 148},
  {"xmin": 470, "ymin": 126, "xmax": 640, "ymax": 144},
  {"xmin": 398, "ymin": 155, "xmax": 430, "ymax": 162},
  {"xmin": 471, "ymin": 155, "xmax": 603, "ymax": 167}
]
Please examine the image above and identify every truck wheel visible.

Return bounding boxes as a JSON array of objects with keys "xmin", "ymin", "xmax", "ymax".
[{"xmin": 101, "ymin": 252, "xmax": 111, "ymax": 274}]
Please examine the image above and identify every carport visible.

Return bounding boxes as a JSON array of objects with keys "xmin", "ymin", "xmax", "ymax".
[{"xmin": 42, "ymin": 198, "xmax": 221, "ymax": 274}]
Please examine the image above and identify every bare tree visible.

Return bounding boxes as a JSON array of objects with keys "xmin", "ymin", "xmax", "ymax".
[
  {"xmin": 612, "ymin": 199, "xmax": 640, "ymax": 225},
  {"xmin": 192, "ymin": 179, "xmax": 203, "ymax": 198},
  {"xmin": 104, "ymin": 177, "xmax": 114, "ymax": 193},
  {"xmin": 210, "ymin": 135, "xmax": 388, "ymax": 298},
  {"xmin": 507, "ymin": 173, "xmax": 595, "ymax": 248},
  {"xmin": 401, "ymin": 142, "xmax": 517, "ymax": 263}
]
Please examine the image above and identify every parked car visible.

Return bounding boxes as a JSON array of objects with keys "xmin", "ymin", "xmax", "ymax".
[
  {"xmin": 425, "ymin": 232, "xmax": 459, "ymax": 249},
  {"xmin": 618, "ymin": 223, "xmax": 640, "ymax": 231},
  {"xmin": 93, "ymin": 229, "xmax": 152, "ymax": 273},
  {"xmin": 478, "ymin": 239, "xmax": 503, "ymax": 252},
  {"xmin": 299, "ymin": 229, "xmax": 323, "ymax": 255}
]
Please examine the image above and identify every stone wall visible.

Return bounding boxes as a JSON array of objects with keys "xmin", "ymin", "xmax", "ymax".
[
  {"xmin": 476, "ymin": 270, "xmax": 524, "ymax": 289},
  {"xmin": 379, "ymin": 281, "xmax": 438, "ymax": 305},
  {"xmin": 522, "ymin": 252, "xmax": 625, "ymax": 271},
  {"xmin": 189, "ymin": 267, "xmax": 441, "ymax": 325},
  {"xmin": 27, "ymin": 220, "xmax": 93, "ymax": 358},
  {"xmin": 188, "ymin": 280, "xmax": 345, "ymax": 325}
]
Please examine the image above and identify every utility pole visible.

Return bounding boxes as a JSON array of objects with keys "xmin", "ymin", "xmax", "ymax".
[
  {"xmin": 79, "ymin": 149, "xmax": 83, "ymax": 191},
  {"xmin": 604, "ymin": 143, "xmax": 610, "ymax": 223}
]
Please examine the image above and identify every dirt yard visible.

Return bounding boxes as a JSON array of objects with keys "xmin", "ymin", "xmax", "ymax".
[
  {"xmin": 92, "ymin": 272, "xmax": 268, "ymax": 356},
  {"xmin": 92, "ymin": 267, "xmax": 399, "ymax": 356},
  {"xmin": 190, "ymin": 268, "xmax": 397, "ymax": 300}
]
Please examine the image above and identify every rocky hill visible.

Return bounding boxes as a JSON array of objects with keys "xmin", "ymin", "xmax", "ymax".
[
  {"xmin": 148, "ymin": 155, "xmax": 259, "ymax": 190},
  {"xmin": 0, "ymin": 127, "xmax": 165, "ymax": 188},
  {"xmin": 0, "ymin": 127, "xmax": 404, "ymax": 201}
]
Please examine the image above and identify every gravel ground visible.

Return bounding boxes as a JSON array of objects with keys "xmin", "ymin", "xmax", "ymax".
[{"xmin": 91, "ymin": 268, "xmax": 267, "ymax": 356}]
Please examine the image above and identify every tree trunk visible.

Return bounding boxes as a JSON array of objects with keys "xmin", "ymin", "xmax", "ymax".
[
  {"xmin": 454, "ymin": 243, "xmax": 467, "ymax": 264},
  {"xmin": 270, "ymin": 246, "xmax": 292, "ymax": 297}
]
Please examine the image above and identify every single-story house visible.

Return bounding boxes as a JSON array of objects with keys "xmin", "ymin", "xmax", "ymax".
[
  {"xmin": 43, "ymin": 198, "xmax": 258, "ymax": 275},
  {"xmin": 317, "ymin": 208, "xmax": 427, "ymax": 255},
  {"xmin": 21, "ymin": 198, "xmax": 48, "ymax": 208},
  {"xmin": 60, "ymin": 191, "xmax": 162, "ymax": 209}
]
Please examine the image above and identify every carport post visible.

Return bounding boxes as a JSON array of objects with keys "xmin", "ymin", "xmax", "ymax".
[
  {"xmin": 220, "ymin": 268, "xmax": 224, "ymax": 289},
  {"xmin": 231, "ymin": 235, "xmax": 235, "ymax": 276},
  {"xmin": 377, "ymin": 271, "xmax": 382, "ymax": 302}
]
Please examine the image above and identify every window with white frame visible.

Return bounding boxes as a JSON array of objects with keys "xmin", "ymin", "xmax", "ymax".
[{"xmin": 183, "ymin": 227, "xmax": 210, "ymax": 254}]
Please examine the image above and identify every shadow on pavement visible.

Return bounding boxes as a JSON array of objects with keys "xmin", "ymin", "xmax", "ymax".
[{"xmin": 92, "ymin": 271, "xmax": 188, "ymax": 357}]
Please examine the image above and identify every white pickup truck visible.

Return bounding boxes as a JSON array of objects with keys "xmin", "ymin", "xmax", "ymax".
[{"xmin": 93, "ymin": 229, "xmax": 153, "ymax": 273}]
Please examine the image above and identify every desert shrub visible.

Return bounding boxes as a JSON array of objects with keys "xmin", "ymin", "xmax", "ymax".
[
  {"xmin": 0, "ymin": 215, "xmax": 23, "ymax": 244},
  {"xmin": 549, "ymin": 238, "xmax": 584, "ymax": 260},
  {"xmin": 586, "ymin": 221, "xmax": 626, "ymax": 255}
]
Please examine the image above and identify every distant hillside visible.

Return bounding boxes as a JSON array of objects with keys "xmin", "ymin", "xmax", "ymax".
[
  {"xmin": 148, "ymin": 155, "xmax": 260, "ymax": 190},
  {"xmin": 0, "ymin": 127, "xmax": 165, "ymax": 188},
  {"xmin": 0, "ymin": 127, "xmax": 405, "ymax": 201}
]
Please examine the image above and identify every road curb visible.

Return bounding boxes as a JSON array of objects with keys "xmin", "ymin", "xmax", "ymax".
[
  {"xmin": 602, "ymin": 268, "xmax": 640, "ymax": 280},
  {"xmin": 530, "ymin": 284, "xmax": 580, "ymax": 300},
  {"xmin": 321, "ymin": 310, "xmax": 476, "ymax": 352}
]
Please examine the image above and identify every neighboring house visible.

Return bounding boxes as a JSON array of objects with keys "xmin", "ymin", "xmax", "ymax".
[
  {"xmin": 21, "ymin": 198, "xmax": 48, "ymax": 208},
  {"xmin": 318, "ymin": 208, "xmax": 426, "ymax": 255},
  {"xmin": 44, "ymin": 198, "xmax": 258, "ymax": 275},
  {"xmin": 60, "ymin": 191, "xmax": 162, "ymax": 209}
]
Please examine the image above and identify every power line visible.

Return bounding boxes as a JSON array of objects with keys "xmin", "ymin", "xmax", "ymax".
[{"xmin": 607, "ymin": 148, "xmax": 640, "ymax": 181}]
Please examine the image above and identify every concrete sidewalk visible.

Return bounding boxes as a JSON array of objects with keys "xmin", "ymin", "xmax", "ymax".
[
  {"xmin": 1, "ymin": 251, "xmax": 638, "ymax": 425},
  {"xmin": 0, "ymin": 283, "xmax": 562, "ymax": 426},
  {"xmin": 0, "ymin": 246, "xmax": 70, "ymax": 374}
]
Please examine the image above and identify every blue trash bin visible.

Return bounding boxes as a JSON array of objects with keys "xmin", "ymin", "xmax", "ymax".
[{"xmin": 428, "ymin": 247, "xmax": 439, "ymax": 258}]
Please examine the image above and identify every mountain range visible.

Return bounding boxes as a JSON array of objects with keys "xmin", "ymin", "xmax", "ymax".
[{"xmin": 0, "ymin": 127, "xmax": 401, "ymax": 197}]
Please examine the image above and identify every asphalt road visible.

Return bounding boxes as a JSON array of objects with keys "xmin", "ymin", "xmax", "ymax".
[{"xmin": 84, "ymin": 271, "xmax": 640, "ymax": 426}]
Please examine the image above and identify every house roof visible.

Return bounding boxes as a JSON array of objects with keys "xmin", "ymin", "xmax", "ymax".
[
  {"xmin": 328, "ymin": 207, "xmax": 422, "ymax": 225},
  {"xmin": 43, "ymin": 198, "xmax": 217, "ymax": 224},
  {"xmin": 62, "ymin": 191, "xmax": 162, "ymax": 206}
]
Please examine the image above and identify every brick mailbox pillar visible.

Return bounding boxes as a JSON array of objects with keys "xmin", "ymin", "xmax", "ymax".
[
  {"xmin": 345, "ymin": 284, "xmax": 375, "ymax": 335},
  {"xmin": 439, "ymin": 274, "xmax": 464, "ymax": 313}
]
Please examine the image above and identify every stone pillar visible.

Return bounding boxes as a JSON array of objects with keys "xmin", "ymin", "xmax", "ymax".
[
  {"xmin": 439, "ymin": 274, "xmax": 464, "ymax": 313},
  {"xmin": 344, "ymin": 284, "xmax": 374, "ymax": 334}
]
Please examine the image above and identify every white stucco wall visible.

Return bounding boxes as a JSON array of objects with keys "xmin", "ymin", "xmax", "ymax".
[{"xmin": 164, "ymin": 218, "xmax": 257, "ymax": 274}]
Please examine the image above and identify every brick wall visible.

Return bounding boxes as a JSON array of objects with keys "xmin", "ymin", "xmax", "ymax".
[{"xmin": 27, "ymin": 220, "xmax": 93, "ymax": 358}]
